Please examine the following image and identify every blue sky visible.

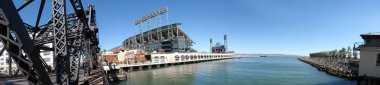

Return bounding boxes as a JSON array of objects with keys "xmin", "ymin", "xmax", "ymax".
[{"xmin": 14, "ymin": 0, "xmax": 380, "ymax": 56}]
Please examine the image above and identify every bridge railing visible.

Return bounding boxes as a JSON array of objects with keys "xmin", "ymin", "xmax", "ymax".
[{"xmin": 100, "ymin": 65, "xmax": 110, "ymax": 85}]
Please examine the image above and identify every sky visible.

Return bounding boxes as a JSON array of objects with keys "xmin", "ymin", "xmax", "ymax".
[{"xmin": 13, "ymin": 0, "xmax": 380, "ymax": 56}]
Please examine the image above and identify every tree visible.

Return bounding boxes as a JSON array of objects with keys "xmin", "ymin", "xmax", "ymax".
[
  {"xmin": 339, "ymin": 48, "xmax": 346, "ymax": 59},
  {"xmin": 347, "ymin": 46, "xmax": 352, "ymax": 59},
  {"xmin": 309, "ymin": 46, "xmax": 352, "ymax": 60},
  {"xmin": 332, "ymin": 49, "xmax": 338, "ymax": 59}
]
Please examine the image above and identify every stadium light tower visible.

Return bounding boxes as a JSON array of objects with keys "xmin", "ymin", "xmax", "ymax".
[{"xmin": 135, "ymin": 6, "xmax": 168, "ymax": 49}]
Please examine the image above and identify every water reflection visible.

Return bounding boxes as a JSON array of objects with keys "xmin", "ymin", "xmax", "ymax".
[
  {"xmin": 116, "ymin": 57, "xmax": 355, "ymax": 85},
  {"xmin": 116, "ymin": 60, "xmax": 231, "ymax": 85}
]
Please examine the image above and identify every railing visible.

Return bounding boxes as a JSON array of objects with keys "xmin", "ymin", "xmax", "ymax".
[
  {"xmin": 120, "ymin": 57, "xmax": 231, "ymax": 65},
  {"xmin": 100, "ymin": 65, "xmax": 110, "ymax": 85}
]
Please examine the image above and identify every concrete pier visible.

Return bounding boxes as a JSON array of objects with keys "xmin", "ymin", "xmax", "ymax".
[
  {"xmin": 100, "ymin": 53, "xmax": 234, "ymax": 84},
  {"xmin": 103, "ymin": 53, "xmax": 234, "ymax": 71}
]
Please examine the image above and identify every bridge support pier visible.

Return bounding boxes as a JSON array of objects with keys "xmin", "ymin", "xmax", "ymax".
[
  {"xmin": 119, "ymin": 69, "xmax": 124, "ymax": 75},
  {"xmin": 129, "ymin": 67, "xmax": 133, "ymax": 72}
]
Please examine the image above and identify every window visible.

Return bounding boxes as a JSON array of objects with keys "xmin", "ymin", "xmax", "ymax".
[
  {"xmin": 160, "ymin": 56, "xmax": 165, "ymax": 63},
  {"xmin": 5, "ymin": 58, "xmax": 9, "ymax": 64},
  {"xmin": 154, "ymin": 56, "xmax": 159, "ymax": 63},
  {"xmin": 181, "ymin": 55, "xmax": 185, "ymax": 61},
  {"xmin": 175, "ymin": 55, "xmax": 179, "ymax": 61},
  {"xmin": 377, "ymin": 54, "xmax": 380, "ymax": 66}
]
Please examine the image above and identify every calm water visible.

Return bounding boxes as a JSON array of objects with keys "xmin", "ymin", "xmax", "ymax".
[{"xmin": 115, "ymin": 56, "xmax": 356, "ymax": 85}]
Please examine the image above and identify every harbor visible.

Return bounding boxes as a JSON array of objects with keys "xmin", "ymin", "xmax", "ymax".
[
  {"xmin": 1, "ymin": 0, "xmax": 380, "ymax": 85},
  {"xmin": 114, "ymin": 56, "xmax": 356, "ymax": 85},
  {"xmin": 98, "ymin": 6, "xmax": 239, "ymax": 83}
]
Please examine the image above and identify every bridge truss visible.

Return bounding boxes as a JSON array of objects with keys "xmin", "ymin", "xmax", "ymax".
[{"xmin": 0, "ymin": 0, "xmax": 100, "ymax": 84}]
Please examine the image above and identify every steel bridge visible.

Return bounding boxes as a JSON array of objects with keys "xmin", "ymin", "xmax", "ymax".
[{"xmin": 0, "ymin": 0, "xmax": 105, "ymax": 85}]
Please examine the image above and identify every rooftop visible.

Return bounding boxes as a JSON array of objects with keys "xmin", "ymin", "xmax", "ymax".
[{"xmin": 359, "ymin": 32, "xmax": 380, "ymax": 48}]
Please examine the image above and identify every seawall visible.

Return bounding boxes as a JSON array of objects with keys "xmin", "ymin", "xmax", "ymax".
[{"xmin": 298, "ymin": 57, "xmax": 357, "ymax": 79}]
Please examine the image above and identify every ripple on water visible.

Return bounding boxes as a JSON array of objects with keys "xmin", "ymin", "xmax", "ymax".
[{"xmin": 117, "ymin": 57, "xmax": 356, "ymax": 85}]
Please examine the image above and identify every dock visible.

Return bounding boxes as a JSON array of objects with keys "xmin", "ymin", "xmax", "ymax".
[
  {"xmin": 104, "ymin": 53, "xmax": 234, "ymax": 71},
  {"xmin": 102, "ymin": 53, "xmax": 234, "ymax": 82}
]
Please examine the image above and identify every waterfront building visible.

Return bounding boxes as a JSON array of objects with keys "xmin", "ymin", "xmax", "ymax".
[
  {"xmin": 101, "ymin": 53, "xmax": 118, "ymax": 64},
  {"xmin": 0, "ymin": 43, "xmax": 54, "ymax": 74},
  {"xmin": 111, "ymin": 7, "xmax": 234, "ymax": 68},
  {"xmin": 357, "ymin": 32, "xmax": 380, "ymax": 84},
  {"xmin": 116, "ymin": 50, "xmax": 142, "ymax": 64},
  {"xmin": 212, "ymin": 42, "xmax": 227, "ymax": 53},
  {"xmin": 210, "ymin": 35, "xmax": 229, "ymax": 53}
]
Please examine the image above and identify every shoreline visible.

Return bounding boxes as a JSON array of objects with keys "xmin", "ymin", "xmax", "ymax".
[{"xmin": 298, "ymin": 57, "xmax": 357, "ymax": 80}]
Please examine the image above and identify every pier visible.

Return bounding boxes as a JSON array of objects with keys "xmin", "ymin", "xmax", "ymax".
[
  {"xmin": 105, "ymin": 53, "xmax": 234, "ymax": 71},
  {"xmin": 103, "ymin": 53, "xmax": 234, "ymax": 82}
]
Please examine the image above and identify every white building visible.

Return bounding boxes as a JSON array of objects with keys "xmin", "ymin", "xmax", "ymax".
[
  {"xmin": 0, "ymin": 43, "xmax": 54, "ymax": 74},
  {"xmin": 358, "ymin": 33, "xmax": 380, "ymax": 80}
]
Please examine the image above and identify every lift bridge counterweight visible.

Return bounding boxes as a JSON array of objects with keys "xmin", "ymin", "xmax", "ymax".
[{"xmin": 0, "ymin": 0, "xmax": 102, "ymax": 84}]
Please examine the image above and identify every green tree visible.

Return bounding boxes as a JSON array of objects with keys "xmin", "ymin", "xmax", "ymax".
[
  {"xmin": 339, "ymin": 48, "xmax": 347, "ymax": 59},
  {"xmin": 309, "ymin": 46, "xmax": 353, "ymax": 60},
  {"xmin": 332, "ymin": 49, "xmax": 338, "ymax": 59}
]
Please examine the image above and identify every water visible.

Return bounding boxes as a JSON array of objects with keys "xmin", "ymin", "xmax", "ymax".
[{"xmin": 115, "ymin": 56, "xmax": 356, "ymax": 85}]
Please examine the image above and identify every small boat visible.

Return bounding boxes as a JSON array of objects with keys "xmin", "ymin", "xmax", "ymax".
[{"xmin": 260, "ymin": 56, "xmax": 267, "ymax": 57}]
